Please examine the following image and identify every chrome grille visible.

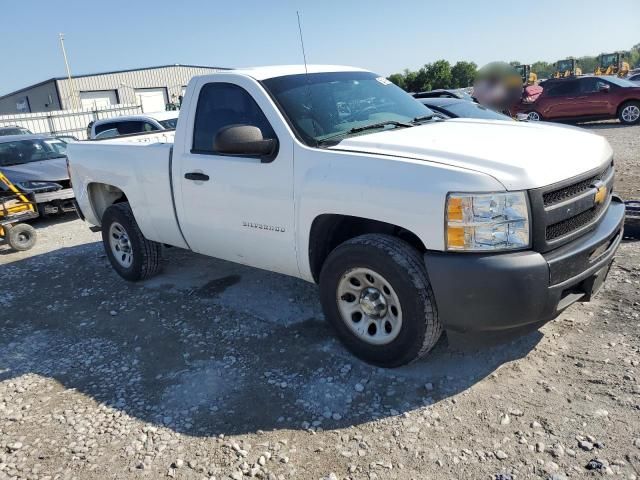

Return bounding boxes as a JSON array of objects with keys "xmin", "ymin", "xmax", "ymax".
[
  {"xmin": 529, "ymin": 161, "xmax": 615, "ymax": 252},
  {"xmin": 543, "ymin": 164, "xmax": 612, "ymax": 207},
  {"xmin": 546, "ymin": 202, "xmax": 606, "ymax": 241}
]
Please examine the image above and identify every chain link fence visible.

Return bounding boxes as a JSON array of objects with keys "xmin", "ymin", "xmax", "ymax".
[{"xmin": 0, "ymin": 104, "xmax": 143, "ymax": 140}]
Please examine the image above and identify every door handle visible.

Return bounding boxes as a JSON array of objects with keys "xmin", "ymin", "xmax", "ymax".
[{"xmin": 184, "ymin": 172, "xmax": 210, "ymax": 181}]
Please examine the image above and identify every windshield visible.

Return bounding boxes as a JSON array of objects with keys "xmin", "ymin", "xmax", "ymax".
[
  {"xmin": 604, "ymin": 76, "xmax": 638, "ymax": 88},
  {"xmin": 445, "ymin": 102, "xmax": 512, "ymax": 121},
  {"xmin": 262, "ymin": 71, "xmax": 434, "ymax": 146},
  {"xmin": 0, "ymin": 138, "xmax": 67, "ymax": 167},
  {"xmin": 158, "ymin": 118, "xmax": 178, "ymax": 129}
]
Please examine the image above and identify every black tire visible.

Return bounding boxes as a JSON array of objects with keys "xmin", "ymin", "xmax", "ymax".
[
  {"xmin": 6, "ymin": 223, "xmax": 37, "ymax": 251},
  {"xmin": 618, "ymin": 101, "xmax": 640, "ymax": 125},
  {"xmin": 101, "ymin": 202, "xmax": 162, "ymax": 281},
  {"xmin": 319, "ymin": 234, "xmax": 442, "ymax": 367}
]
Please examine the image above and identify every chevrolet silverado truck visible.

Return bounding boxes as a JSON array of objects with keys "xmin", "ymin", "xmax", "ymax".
[{"xmin": 67, "ymin": 65, "xmax": 624, "ymax": 367}]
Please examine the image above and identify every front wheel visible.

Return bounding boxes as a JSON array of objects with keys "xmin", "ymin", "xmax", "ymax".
[
  {"xmin": 319, "ymin": 234, "xmax": 442, "ymax": 367},
  {"xmin": 526, "ymin": 111, "xmax": 542, "ymax": 121},
  {"xmin": 101, "ymin": 203, "xmax": 162, "ymax": 281},
  {"xmin": 618, "ymin": 101, "xmax": 640, "ymax": 125}
]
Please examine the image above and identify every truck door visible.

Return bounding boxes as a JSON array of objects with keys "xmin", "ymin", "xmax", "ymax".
[{"xmin": 173, "ymin": 79, "xmax": 298, "ymax": 277}]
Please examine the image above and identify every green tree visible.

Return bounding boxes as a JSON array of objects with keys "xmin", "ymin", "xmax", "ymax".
[
  {"xmin": 403, "ymin": 68, "xmax": 423, "ymax": 93},
  {"xmin": 387, "ymin": 73, "xmax": 406, "ymax": 89},
  {"xmin": 451, "ymin": 61, "xmax": 477, "ymax": 88},
  {"xmin": 385, "ymin": 40, "xmax": 640, "ymax": 92},
  {"xmin": 423, "ymin": 60, "xmax": 453, "ymax": 90},
  {"xmin": 577, "ymin": 55, "xmax": 597, "ymax": 74},
  {"xmin": 629, "ymin": 43, "xmax": 640, "ymax": 68}
]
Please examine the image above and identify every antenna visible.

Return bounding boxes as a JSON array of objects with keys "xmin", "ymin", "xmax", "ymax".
[
  {"xmin": 296, "ymin": 11, "xmax": 319, "ymax": 138},
  {"xmin": 296, "ymin": 11, "xmax": 309, "ymax": 75}
]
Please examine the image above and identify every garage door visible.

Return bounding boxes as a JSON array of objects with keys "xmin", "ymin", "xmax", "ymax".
[
  {"xmin": 134, "ymin": 88, "xmax": 168, "ymax": 113},
  {"xmin": 80, "ymin": 90, "xmax": 118, "ymax": 110}
]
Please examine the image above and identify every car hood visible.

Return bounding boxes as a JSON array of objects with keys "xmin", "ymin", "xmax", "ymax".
[
  {"xmin": 0, "ymin": 157, "xmax": 69, "ymax": 184},
  {"xmin": 328, "ymin": 118, "xmax": 612, "ymax": 190}
]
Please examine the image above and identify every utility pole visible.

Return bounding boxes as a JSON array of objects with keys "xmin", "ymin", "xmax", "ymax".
[{"xmin": 59, "ymin": 33, "xmax": 79, "ymax": 110}]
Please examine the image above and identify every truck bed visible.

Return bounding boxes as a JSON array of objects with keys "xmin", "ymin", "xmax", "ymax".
[{"xmin": 67, "ymin": 135, "xmax": 187, "ymax": 249}]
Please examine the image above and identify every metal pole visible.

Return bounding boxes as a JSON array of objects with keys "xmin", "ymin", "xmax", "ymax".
[{"xmin": 59, "ymin": 33, "xmax": 78, "ymax": 110}]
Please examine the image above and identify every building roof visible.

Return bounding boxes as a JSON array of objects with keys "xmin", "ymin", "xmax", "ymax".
[{"xmin": 1, "ymin": 64, "xmax": 229, "ymax": 100}]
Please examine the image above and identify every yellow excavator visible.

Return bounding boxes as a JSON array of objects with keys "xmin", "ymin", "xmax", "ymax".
[
  {"xmin": 514, "ymin": 64, "xmax": 537, "ymax": 85},
  {"xmin": 595, "ymin": 52, "xmax": 630, "ymax": 77},
  {"xmin": 0, "ymin": 170, "xmax": 38, "ymax": 251},
  {"xmin": 553, "ymin": 59, "xmax": 582, "ymax": 78}
]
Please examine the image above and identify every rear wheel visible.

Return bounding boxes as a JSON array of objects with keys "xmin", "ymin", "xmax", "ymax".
[
  {"xmin": 526, "ymin": 111, "xmax": 542, "ymax": 121},
  {"xmin": 101, "ymin": 202, "xmax": 162, "ymax": 281},
  {"xmin": 6, "ymin": 223, "xmax": 37, "ymax": 251},
  {"xmin": 319, "ymin": 234, "xmax": 442, "ymax": 367},
  {"xmin": 618, "ymin": 101, "xmax": 640, "ymax": 125}
]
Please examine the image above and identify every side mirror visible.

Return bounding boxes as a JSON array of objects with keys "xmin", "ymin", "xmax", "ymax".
[
  {"xmin": 214, "ymin": 125, "xmax": 278, "ymax": 161},
  {"xmin": 598, "ymin": 84, "xmax": 610, "ymax": 93}
]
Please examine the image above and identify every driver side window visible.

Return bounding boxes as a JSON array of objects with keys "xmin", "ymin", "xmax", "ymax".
[{"xmin": 192, "ymin": 82, "xmax": 276, "ymax": 154}]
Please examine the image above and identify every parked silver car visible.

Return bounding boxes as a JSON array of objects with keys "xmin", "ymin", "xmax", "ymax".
[{"xmin": 0, "ymin": 135, "xmax": 75, "ymax": 215}]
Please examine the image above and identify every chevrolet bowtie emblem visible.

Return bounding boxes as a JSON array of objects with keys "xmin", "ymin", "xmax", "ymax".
[{"xmin": 593, "ymin": 183, "xmax": 608, "ymax": 205}]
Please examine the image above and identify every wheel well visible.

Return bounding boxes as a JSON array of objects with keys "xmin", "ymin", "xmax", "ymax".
[
  {"xmin": 87, "ymin": 183, "xmax": 128, "ymax": 223},
  {"xmin": 308, "ymin": 214, "xmax": 426, "ymax": 283},
  {"xmin": 618, "ymin": 99, "xmax": 640, "ymax": 113}
]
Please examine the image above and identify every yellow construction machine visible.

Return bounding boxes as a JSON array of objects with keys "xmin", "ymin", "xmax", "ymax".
[
  {"xmin": 0, "ymin": 170, "xmax": 38, "ymax": 251},
  {"xmin": 553, "ymin": 59, "xmax": 582, "ymax": 78},
  {"xmin": 595, "ymin": 52, "xmax": 630, "ymax": 77},
  {"xmin": 514, "ymin": 64, "xmax": 538, "ymax": 85}
]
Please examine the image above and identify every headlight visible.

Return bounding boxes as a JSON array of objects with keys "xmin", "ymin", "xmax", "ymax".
[
  {"xmin": 15, "ymin": 181, "xmax": 62, "ymax": 192},
  {"xmin": 445, "ymin": 191, "xmax": 530, "ymax": 251}
]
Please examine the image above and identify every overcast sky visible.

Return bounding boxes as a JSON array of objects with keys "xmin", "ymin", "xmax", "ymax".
[{"xmin": 2, "ymin": 0, "xmax": 639, "ymax": 95}]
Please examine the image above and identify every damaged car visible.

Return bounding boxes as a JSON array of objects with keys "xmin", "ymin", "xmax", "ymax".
[{"xmin": 0, "ymin": 135, "xmax": 75, "ymax": 215}]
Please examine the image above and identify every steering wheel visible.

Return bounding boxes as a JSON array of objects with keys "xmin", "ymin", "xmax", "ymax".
[{"xmin": 344, "ymin": 105, "xmax": 380, "ymax": 122}]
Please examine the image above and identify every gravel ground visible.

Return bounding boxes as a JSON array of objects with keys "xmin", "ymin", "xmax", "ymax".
[{"xmin": 1, "ymin": 122, "xmax": 639, "ymax": 480}]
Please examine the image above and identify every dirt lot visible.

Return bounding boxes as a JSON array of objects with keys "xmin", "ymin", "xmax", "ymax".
[{"xmin": 1, "ymin": 123, "xmax": 639, "ymax": 480}]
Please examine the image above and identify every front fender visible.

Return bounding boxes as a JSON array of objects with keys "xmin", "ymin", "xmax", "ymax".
[{"xmin": 294, "ymin": 147, "xmax": 504, "ymax": 281}]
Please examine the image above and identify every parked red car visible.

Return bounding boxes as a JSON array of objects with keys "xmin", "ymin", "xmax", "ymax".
[{"xmin": 512, "ymin": 76, "xmax": 640, "ymax": 125}]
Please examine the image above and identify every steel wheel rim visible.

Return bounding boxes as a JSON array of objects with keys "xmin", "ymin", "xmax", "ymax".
[
  {"xmin": 527, "ymin": 111, "xmax": 541, "ymax": 121},
  {"xmin": 622, "ymin": 105, "xmax": 640, "ymax": 122},
  {"xmin": 109, "ymin": 222, "xmax": 133, "ymax": 268},
  {"xmin": 336, "ymin": 267, "xmax": 403, "ymax": 345}
]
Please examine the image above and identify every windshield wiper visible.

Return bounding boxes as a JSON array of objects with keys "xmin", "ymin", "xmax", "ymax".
[
  {"xmin": 317, "ymin": 120, "xmax": 413, "ymax": 145},
  {"xmin": 412, "ymin": 114, "xmax": 437, "ymax": 124},
  {"xmin": 349, "ymin": 120, "xmax": 413, "ymax": 133}
]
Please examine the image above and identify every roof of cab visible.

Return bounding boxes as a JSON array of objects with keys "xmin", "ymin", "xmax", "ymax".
[{"xmin": 224, "ymin": 65, "xmax": 369, "ymax": 81}]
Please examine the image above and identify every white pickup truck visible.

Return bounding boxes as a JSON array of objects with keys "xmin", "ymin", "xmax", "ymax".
[{"xmin": 68, "ymin": 65, "xmax": 624, "ymax": 367}]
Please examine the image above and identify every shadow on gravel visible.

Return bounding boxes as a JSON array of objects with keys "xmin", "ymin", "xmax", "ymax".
[
  {"xmin": 0, "ymin": 243, "xmax": 542, "ymax": 437},
  {"xmin": 578, "ymin": 122, "xmax": 630, "ymax": 130}
]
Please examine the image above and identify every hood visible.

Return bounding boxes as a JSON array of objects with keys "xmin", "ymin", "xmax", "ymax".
[
  {"xmin": 0, "ymin": 157, "xmax": 69, "ymax": 184},
  {"xmin": 328, "ymin": 119, "xmax": 612, "ymax": 190}
]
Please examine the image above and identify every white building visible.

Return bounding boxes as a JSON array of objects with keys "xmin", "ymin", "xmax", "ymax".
[{"xmin": 0, "ymin": 64, "xmax": 229, "ymax": 114}]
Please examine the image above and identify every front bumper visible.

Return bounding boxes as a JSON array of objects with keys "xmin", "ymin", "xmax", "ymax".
[
  {"xmin": 424, "ymin": 196, "xmax": 625, "ymax": 334},
  {"xmin": 33, "ymin": 187, "xmax": 75, "ymax": 204},
  {"xmin": 33, "ymin": 188, "xmax": 76, "ymax": 215}
]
